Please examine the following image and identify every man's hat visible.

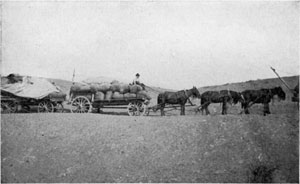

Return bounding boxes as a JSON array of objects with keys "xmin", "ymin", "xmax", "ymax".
[{"xmin": 136, "ymin": 73, "xmax": 140, "ymax": 76}]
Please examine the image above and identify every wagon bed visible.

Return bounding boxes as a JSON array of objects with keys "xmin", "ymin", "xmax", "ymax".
[
  {"xmin": 1, "ymin": 91, "xmax": 66, "ymax": 113},
  {"xmin": 70, "ymin": 95, "xmax": 148, "ymax": 116}
]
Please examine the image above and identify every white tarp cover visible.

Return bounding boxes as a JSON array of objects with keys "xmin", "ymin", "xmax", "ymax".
[{"xmin": 1, "ymin": 76, "xmax": 59, "ymax": 99}]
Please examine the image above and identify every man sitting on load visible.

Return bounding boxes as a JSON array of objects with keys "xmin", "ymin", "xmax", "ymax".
[{"xmin": 132, "ymin": 73, "xmax": 146, "ymax": 90}]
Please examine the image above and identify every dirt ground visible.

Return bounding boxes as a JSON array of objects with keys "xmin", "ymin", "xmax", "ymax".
[{"xmin": 1, "ymin": 102, "xmax": 299, "ymax": 183}]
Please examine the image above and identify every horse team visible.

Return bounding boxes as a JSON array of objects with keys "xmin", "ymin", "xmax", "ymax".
[{"xmin": 157, "ymin": 86, "xmax": 287, "ymax": 116}]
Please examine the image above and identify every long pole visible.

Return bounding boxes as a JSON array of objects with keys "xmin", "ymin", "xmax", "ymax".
[
  {"xmin": 72, "ymin": 68, "xmax": 75, "ymax": 84},
  {"xmin": 270, "ymin": 67, "xmax": 293, "ymax": 92}
]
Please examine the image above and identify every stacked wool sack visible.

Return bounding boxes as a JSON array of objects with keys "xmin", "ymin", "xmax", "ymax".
[
  {"xmin": 129, "ymin": 84, "xmax": 152, "ymax": 100},
  {"xmin": 70, "ymin": 83, "xmax": 93, "ymax": 100},
  {"xmin": 71, "ymin": 80, "xmax": 151, "ymax": 101}
]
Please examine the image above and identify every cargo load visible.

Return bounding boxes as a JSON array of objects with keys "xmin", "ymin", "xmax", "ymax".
[
  {"xmin": 90, "ymin": 83, "xmax": 111, "ymax": 93},
  {"xmin": 105, "ymin": 91, "xmax": 113, "ymax": 100},
  {"xmin": 1, "ymin": 74, "xmax": 63, "ymax": 99},
  {"xmin": 112, "ymin": 92, "xmax": 124, "ymax": 100},
  {"xmin": 137, "ymin": 90, "xmax": 152, "ymax": 100},
  {"xmin": 94, "ymin": 91, "xmax": 105, "ymax": 101},
  {"xmin": 70, "ymin": 84, "xmax": 92, "ymax": 93},
  {"xmin": 129, "ymin": 84, "xmax": 143, "ymax": 94},
  {"xmin": 124, "ymin": 93, "xmax": 137, "ymax": 98}
]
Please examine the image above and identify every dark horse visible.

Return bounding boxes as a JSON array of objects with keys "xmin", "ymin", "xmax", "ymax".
[
  {"xmin": 157, "ymin": 86, "xmax": 201, "ymax": 116},
  {"xmin": 241, "ymin": 86, "xmax": 286, "ymax": 116},
  {"xmin": 200, "ymin": 90, "xmax": 244, "ymax": 115}
]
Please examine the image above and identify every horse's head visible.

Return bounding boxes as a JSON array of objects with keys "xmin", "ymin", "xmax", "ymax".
[
  {"xmin": 191, "ymin": 86, "xmax": 201, "ymax": 98},
  {"xmin": 273, "ymin": 86, "xmax": 286, "ymax": 101},
  {"xmin": 235, "ymin": 92, "xmax": 246, "ymax": 104},
  {"xmin": 228, "ymin": 91, "xmax": 244, "ymax": 104}
]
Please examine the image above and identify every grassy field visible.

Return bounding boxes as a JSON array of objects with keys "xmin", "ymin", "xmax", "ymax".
[
  {"xmin": 1, "ymin": 75, "xmax": 299, "ymax": 182},
  {"xmin": 1, "ymin": 102, "xmax": 298, "ymax": 183}
]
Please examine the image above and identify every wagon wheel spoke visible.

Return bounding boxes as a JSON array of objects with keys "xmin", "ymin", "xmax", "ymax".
[
  {"xmin": 127, "ymin": 102, "xmax": 138, "ymax": 116},
  {"xmin": 1, "ymin": 101, "xmax": 17, "ymax": 114},
  {"xmin": 71, "ymin": 96, "xmax": 92, "ymax": 113},
  {"xmin": 38, "ymin": 101, "xmax": 54, "ymax": 113},
  {"xmin": 137, "ymin": 102, "xmax": 146, "ymax": 116},
  {"xmin": 54, "ymin": 103, "xmax": 64, "ymax": 113}
]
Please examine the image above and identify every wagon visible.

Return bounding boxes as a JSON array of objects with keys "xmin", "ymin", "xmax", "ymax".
[
  {"xmin": 70, "ymin": 91, "xmax": 148, "ymax": 116},
  {"xmin": 1, "ymin": 90, "xmax": 66, "ymax": 113}
]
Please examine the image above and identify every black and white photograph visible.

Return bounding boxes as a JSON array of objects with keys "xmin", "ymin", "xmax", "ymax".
[{"xmin": 1, "ymin": 0, "xmax": 299, "ymax": 183}]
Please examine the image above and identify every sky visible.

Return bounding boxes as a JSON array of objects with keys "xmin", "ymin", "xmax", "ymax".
[{"xmin": 1, "ymin": 0, "xmax": 299, "ymax": 90}]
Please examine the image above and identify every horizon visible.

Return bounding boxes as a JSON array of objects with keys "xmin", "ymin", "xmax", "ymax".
[
  {"xmin": 1, "ymin": 72, "xmax": 298, "ymax": 90},
  {"xmin": 1, "ymin": 1, "xmax": 299, "ymax": 90}
]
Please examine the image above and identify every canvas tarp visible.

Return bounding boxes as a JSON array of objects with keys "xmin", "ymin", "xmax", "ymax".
[{"xmin": 1, "ymin": 76, "xmax": 60, "ymax": 99}]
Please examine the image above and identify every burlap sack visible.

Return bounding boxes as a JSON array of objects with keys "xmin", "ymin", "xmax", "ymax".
[
  {"xmin": 94, "ymin": 91, "xmax": 105, "ymax": 101},
  {"xmin": 105, "ymin": 91, "xmax": 113, "ymax": 100},
  {"xmin": 73, "ymin": 93, "xmax": 93, "ymax": 101},
  {"xmin": 137, "ymin": 90, "xmax": 152, "ymax": 100},
  {"xmin": 70, "ymin": 84, "xmax": 91, "ymax": 93},
  {"xmin": 111, "ymin": 83, "xmax": 121, "ymax": 92},
  {"xmin": 112, "ymin": 92, "xmax": 124, "ymax": 99},
  {"xmin": 129, "ymin": 85, "xmax": 143, "ymax": 94},
  {"xmin": 90, "ymin": 83, "xmax": 111, "ymax": 93},
  {"xmin": 119, "ymin": 84, "xmax": 130, "ymax": 94},
  {"xmin": 124, "ymin": 93, "xmax": 137, "ymax": 98},
  {"xmin": 111, "ymin": 80, "xmax": 119, "ymax": 84}
]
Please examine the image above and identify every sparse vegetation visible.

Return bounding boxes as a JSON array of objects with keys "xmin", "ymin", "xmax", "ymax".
[{"xmin": 1, "ymin": 75, "xmax": 299, "ymax": 183}]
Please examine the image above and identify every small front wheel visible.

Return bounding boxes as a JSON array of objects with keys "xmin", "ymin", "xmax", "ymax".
[
  {"xmin": 38, "ymin": 101, "xmax": 54, "ymax": 113},
  {"xmin": 127, "ymin": 101, "xmax": 146, "ymax": 116},
  {"xmin": 1, "ymin": 101, "xmax": 17, "ymax": 113},
  {"xmin": 54, "ymin": 103, "xmax": 64, "ymax": 113}
]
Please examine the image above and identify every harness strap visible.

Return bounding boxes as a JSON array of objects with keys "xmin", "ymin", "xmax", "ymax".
[
  {"xmin": 227, "ymin": 89, "xmax": 233, "ymax": 104},
  {"xmin": 184, "ymin": 90, "xmax": 189, "ymax": 99},
  {"xmin": 240, "ymin": 93, "xmax": 245, "ymax": 101}
]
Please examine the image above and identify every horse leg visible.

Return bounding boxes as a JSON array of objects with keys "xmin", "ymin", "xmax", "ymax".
[
  {"xmin": 160, "ymin": 104, "xmax": 165, "ymax": 116},
  {"xmin": 205, "ymin": 104, "xmax": 210, "ymax": 115},
  {"xmin": 181, "ymin": 104, "xmax": 185, "ymax": 115},
  {"xmin": 263, "ymin": 102, "xmax": 270, "ymax": 116},
  {"xmin": 222, "ymin": 98, "xmax": 227, "ymax": 115}
]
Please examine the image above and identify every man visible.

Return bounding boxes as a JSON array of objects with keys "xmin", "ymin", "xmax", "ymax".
[
  {"xmin": 132, "ymin": 73, "xmax": 146, "ymax": 91},
  {"xmin": 132, "ymin": 73, "xmax": 141, "ymax": 85}
]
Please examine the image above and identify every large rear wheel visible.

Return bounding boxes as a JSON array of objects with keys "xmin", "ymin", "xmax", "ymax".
[{"xmin": 71, "ymin": 96, "xmax": 92, "ymax": 113}]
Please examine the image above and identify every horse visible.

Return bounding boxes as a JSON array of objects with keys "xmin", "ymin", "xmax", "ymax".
[
  {"xmin": 157, "ymin": 86, "xmax": 201, "ymax": 116},
  {"xmin": 241, "ymin": 86, "xmax": 286, "ymax": 116},
  {"xmin": 200, "ymin": 90, "xmax": 244, "ymax": 115}
]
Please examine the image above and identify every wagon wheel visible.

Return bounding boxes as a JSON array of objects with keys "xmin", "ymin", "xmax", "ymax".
[
  {"xmin": 137, "ymin": 101, "xmax": 147, "ymax": 116},
  {"xmin": 1, "ymin": 101, "xmax": 17, "ymax": 113},
  {"xmin": 54, "ymin": 103, "xmax": 64, "ymax": 113},
  {"xmin": 145, "ymin": 107, "xmax": 150, "ymax": 116},
  {"xmin": 71, "ymin": 96, "xmax": 92, "ymax": 113},
  {"xmin": 38, "ymin": 101, "xmax": 54, "ymax": 113},
  {"xmin": 127, "ymin": 101, "xmax": 146, "ymax": 116},
  {"xmin": 127, "ymin": 102, "xmax": 138, "ymax": 116}
]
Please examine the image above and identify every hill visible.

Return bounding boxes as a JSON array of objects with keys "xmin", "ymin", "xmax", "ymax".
[{"xmin": 198, "ymin": 75, "xmax": 299, "ymax": 101}]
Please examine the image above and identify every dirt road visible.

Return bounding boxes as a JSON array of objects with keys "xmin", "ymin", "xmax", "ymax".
[{"xmin": 1, "ymin": 103, "xmax": 299, "ymax": 183}]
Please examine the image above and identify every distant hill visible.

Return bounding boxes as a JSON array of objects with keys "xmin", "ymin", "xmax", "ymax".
[{"xmin": 198, "ymin": 75, "xmax": 299, "ymax": 101}]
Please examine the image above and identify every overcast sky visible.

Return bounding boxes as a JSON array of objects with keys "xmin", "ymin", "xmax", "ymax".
[{"xmin": 1, "ymin": 1, "xmax": 299, "ymax": 90}]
